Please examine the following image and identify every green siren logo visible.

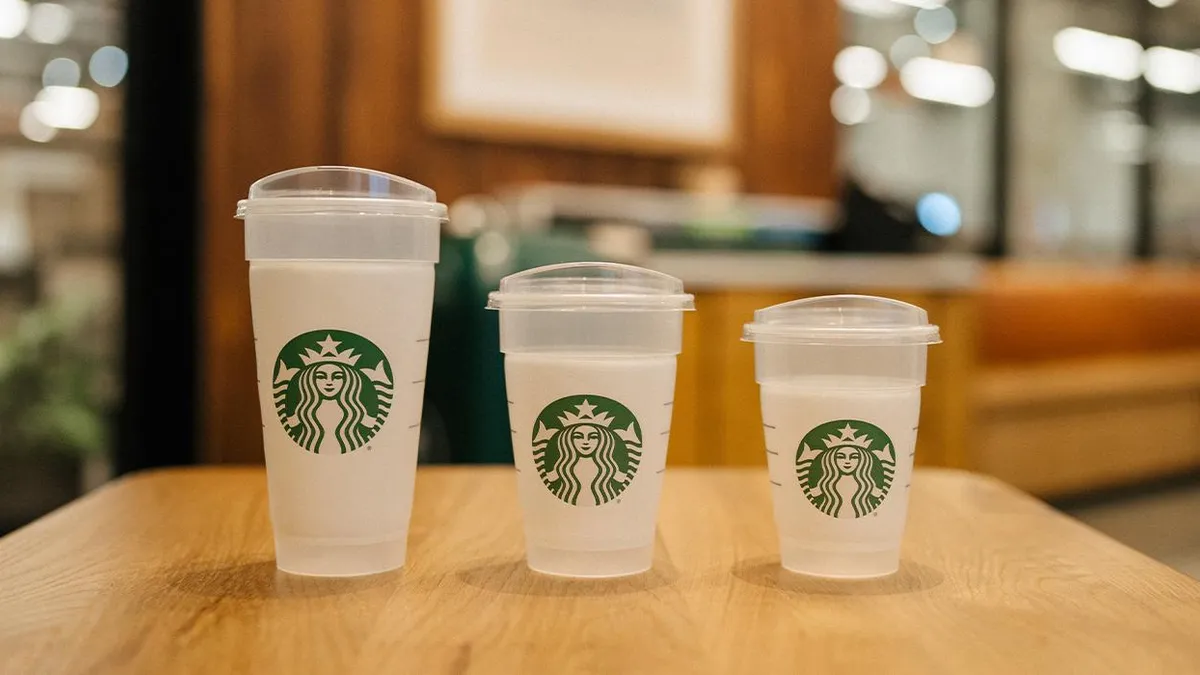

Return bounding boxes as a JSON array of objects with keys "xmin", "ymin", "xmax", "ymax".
[
  {"xmin": 532, "ymin": 395, "xmax": 643, "ymax": 506},
  {"xmin": 796, "ymin": 420, "xmax": 896, "ymax": 518},
  {"xmin": 273, "ymin": 330, "xmax": 393, "ymax": 454}
]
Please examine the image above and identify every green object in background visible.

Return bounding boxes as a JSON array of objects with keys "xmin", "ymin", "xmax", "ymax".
[
  {"xmin": 0, "ymin": 299, "xmax": 113, "ymax": 459},
  {"xmin": 424, "ymin": 231, "xmax": 597, "ymax": 464}
]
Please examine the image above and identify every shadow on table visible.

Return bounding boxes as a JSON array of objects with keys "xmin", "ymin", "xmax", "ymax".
[
  {"xmin": 732, "ymin": 557, "xmax": 944, "ymax": 596},
  {"xmin": 164, "ymin": 560, "xmax": 399, "ymax": 600},
  {"xmin": 458, "ymin": 557, "xmax": 679, "ymax": 597}
]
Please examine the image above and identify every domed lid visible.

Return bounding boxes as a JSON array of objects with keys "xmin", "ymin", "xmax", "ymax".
[
  {"xmin": 743, "ymin": 295, "xmax": 941, "ymax": 345},
  {"xmin": 236, "ymin": 166, "xmax": 447, "ymax": 219},
  {"xmin": 487, "ymin": 262, "xmax": 694, "ymax": 311}
]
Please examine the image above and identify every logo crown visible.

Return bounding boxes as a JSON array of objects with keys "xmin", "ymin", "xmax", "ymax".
[
  {"xmin": 298, "ymin": 334, "xmax": 361, "ymax": 367},
  {"xmin": 823, "ymin": 423, "xmax": 873, "ymax": 450},
  {"xmin": 557, "ymin": 399, "xmax": 615, "ymax": 428}
]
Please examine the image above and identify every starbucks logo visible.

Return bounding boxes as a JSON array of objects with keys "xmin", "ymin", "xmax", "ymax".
[
  {"xmin": 272, "ymin": 330, "xmax": 393, "ymax": 454},
  {"xmin": 796, "ymin": 420, "xmax": 896, "ymax": 518},
  {"xmin": 532, "ymin": 395, "xmax": 643, "ymax": 506}
]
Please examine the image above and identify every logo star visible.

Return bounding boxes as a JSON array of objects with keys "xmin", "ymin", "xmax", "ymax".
[
  {"xmin": 837, "ymin": 423, "xmax": 858, "ymax": 439},
  {"xmin": 316, "ymin": 334, "xmax": 341, "ymax": 355},
  {"xmin": 575, "ymin": 399, "xmax": 597, "ymax": 418}
]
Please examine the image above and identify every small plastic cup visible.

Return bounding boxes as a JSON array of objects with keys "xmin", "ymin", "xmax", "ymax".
[
  {"xmin": 488, "ymin": 262, "xmax": 694, "ymax": 578},
  {"xmin": 743, "ymin": 295, "xmax": 941, "ymax": 578},
  {"xmin": 236, "ymin": 166, "xmax": 446, "ymax": 576}
]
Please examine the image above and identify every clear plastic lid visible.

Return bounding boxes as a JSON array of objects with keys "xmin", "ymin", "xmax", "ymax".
[
  {"xmin": 487, "ymin": 262, "xmax": 695, "ymax": 311},
  {"xmin": 743, "ymin": 295, "xmax": 941, "ymax": 345},
  {"xmin": 236, "ymin": 166, "xmax": 448, "ymax": 219}
]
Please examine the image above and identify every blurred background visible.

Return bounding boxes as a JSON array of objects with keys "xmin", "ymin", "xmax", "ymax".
[{"xmin": 1, "ymin": 0, "xmax": 1199, "ymax": 576}]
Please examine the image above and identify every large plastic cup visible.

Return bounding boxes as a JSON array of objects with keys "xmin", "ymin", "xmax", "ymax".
[
  {"xmin": 487, "ymin": 262, "xmax": 694, "ymax": 578},
  {"xmin": 236, "ymin": 166, "xmax": 446, "ymax": 577},
  {"xmin": 743, "ymin": 295, "xmax": 941, "ymax": 578}
]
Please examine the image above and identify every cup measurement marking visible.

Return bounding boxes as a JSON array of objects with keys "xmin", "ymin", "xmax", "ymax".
[
  {"xmin": 766, "ymin": 449, "xmax": 779, "ymax": 456},
  {"xmin": 763, "ymin": 423, "xmax": 776, "ymax": 430}
]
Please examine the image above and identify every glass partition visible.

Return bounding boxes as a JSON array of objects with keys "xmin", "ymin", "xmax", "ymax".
[{"xmin": 0, "ymin": 0, "xmax": 125, "ymax": 531}]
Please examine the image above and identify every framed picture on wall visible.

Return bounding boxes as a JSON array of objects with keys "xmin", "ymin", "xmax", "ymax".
[{"xmin": 423, "ymin": 0, "xmax": 737, "ymax": 155}]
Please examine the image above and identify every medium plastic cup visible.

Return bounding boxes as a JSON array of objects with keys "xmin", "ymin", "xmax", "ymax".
[
  {"xmin": 488, "ymin": 262, "xmax": 694, "ymax": 578},
  {"xmin": 743, "ymin": 295, "xmax": 941, "ymax": 578},
  {"xmin": 236, "ymin": 166, "xmax": 446, "ymax": 576}
]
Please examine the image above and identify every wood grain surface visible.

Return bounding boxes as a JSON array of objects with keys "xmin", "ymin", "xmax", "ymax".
[{"xmin": 3, "ymin": 468, "xmax": 1200, "ymax": 674}]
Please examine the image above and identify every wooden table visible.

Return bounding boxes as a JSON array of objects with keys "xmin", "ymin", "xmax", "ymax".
[{"xmin": 3, "ymin": 467, "xmax": 1200, "ymax": 673}]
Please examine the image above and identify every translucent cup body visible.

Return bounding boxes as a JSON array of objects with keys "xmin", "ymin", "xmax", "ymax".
[
  {"xmin": 250, "ymin": 260, "xmax": 433, "ymax": 576},
  {"xmin": 505, "ymin": 352, "xmax": 677, "ymax": 577},
  {"xmin": 754, "ymin": 342, "xmax": 928, "ymax": 578},
  {"xmin": 490, "ymin": 262, "xmax": 692, "ymax": 578}
]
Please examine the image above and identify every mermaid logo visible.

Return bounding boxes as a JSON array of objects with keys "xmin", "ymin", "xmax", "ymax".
[
  {"xmin": 796, "ymin": 420, "xmax": 896, "ymax": 518},
  {"xmin": 531, "ymin": 395, "xmax": 643, "ymax": 507},
  {"xmin": 272, "ymin": 330, "xmax": 393, "ymax": 454}
]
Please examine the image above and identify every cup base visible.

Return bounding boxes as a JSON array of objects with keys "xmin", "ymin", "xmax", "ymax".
[
  {"xmin": 274, "ymin": 534, "xmax": 407, "ymax": 577},
  {"xmin": 779, "ymin": 539, "xmax": 900, "ymax": 579},
  {"xmin": 526, "ymin": 544, "xmax": 652, "ymax": 579}
]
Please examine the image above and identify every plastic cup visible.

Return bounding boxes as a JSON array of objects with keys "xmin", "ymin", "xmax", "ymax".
[
  {"xmin": 236, "ymin": 166, "xmax": 446, "ymax": 576},
  {"xmin": 487, "ymin": 262, "xmax": 694, "ymax": 578},
  {"xmin": 743, "ymin": 295, "xmax": 941, "ymax": 578}
]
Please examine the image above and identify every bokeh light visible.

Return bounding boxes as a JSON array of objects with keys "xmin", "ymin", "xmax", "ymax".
[
  {"xmin": 0, "ymin": 0, "xmax": 29, "ymax": 38},
  {"xmin": 89, "ymin": 46, "xmax": 128, "ymax": 87},
  {"xmin": 834, "ymin": 46, "xmax": 888, "ymax": 90},
  {"xmin": 42, "ymin": 57, "xmax": 80, "ymax": 88},
  {"xmin": 25, "ymin": 2, "xmax": 72, "ymax": 44},
  {"xmin": 838, "ymin": 0, "xmax": 904, "ymax": 19},
  {"xmin": 19, "ymin": 102, "xmax": 57, "ymax": 143},
  {"xmin": 33, "ymin": 86, "xmax": 100, "ymax": 130},
  {"xmin": 1053, "ymin": 27, "xmax": 1142, "ymax": 81},
  {"xmin": 831, "ymin": 85, "xmax": 871, "ymax": 126},
  {"xmin": 916, "ymin": 193, "xmax": 962, "ymax": 236},
  {"xmin": 900, "ymin": 57, "xmax": 995, "ymax": 107},
  {"xmin": 890, "ymin": 35, "xmax": 931, "ymax": 68},
  {"xmin": 914, "ymin": 6, "xmax": 957, "ymax": 45},
  {"xmin": 1144, "ymin": 46, "xmax": 1200, "ymax": 94}
]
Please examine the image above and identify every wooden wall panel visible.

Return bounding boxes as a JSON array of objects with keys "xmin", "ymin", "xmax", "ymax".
[{"xmin": 203, "ymin": 0, "xmax": 840, "ymax": 462}]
